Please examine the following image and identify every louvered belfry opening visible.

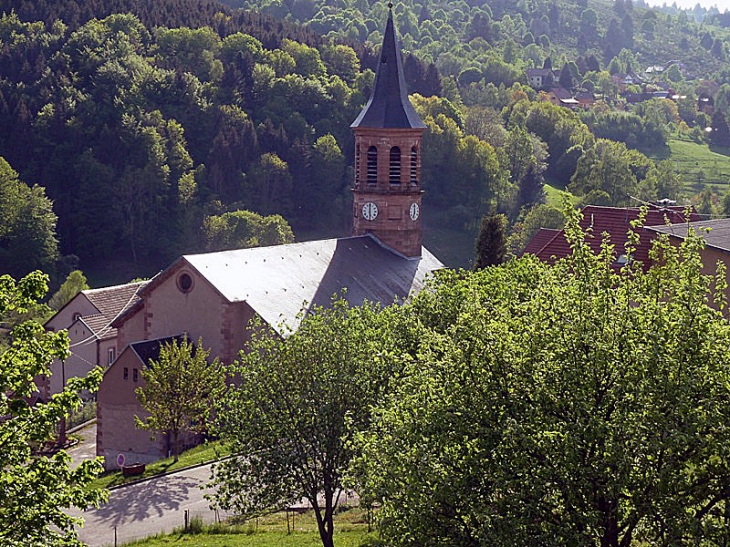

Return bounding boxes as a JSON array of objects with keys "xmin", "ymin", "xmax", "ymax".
[
  {"xmin": 355, "ymin": 144, "xmax": 361, "ymax": 187},
  {"xmin": 410, "ymin": 146, "xmax": 418, "ymax": 185},
  {"xmin": 389, "ymin": 146, "xmax": 401, "ymax": 185},
  {"xmin": 367, "ymin": 146, "xmax": 377, "ymax": 185}
]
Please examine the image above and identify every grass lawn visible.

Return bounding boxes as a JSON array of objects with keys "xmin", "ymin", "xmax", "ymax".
[
  {"xmin": 646, "ymin": 137, "xmax": 730, "ymax": 194},
  {"xmin": 89, "ymin": 441, "xmax": 231, "ymax": 490},
  {"xmin": 544, "ymin": 182, "xmax": 578, "ymax": 209},
  {"xmin": 122, "ymin": 508, "xmax": 378, "ymax": 547}
]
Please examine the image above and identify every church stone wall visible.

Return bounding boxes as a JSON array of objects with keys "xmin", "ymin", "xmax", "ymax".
[{"xmin": 143, "ymin": 264, "xmax": 227, "ymax": 360}]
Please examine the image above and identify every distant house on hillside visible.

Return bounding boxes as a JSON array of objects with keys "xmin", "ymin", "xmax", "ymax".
[
  {"xmin": 527, "ymin": 67, "xmax": 555, "ymax": 89},
  {"xmin": 575, "ymin": 91, "xmax": 595, "ymax": 108},
  {"xmin": 547, "ymin": 87, "xmax": 579, "ymax": 108},
  {"xmin": 41, "ymin": 281, "xmax": 146, "ymax": 401},
  {"xmin": 521, "ymin": 205, "xmax": 701, "ymax": 270},
  {"xmin": 612, "ymin": 72, "xmax": 644, "ymax": 93}
]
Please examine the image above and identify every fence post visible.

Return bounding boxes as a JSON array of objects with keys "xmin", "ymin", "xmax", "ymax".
[{"xmin": 184, "ymin": 509, "xmax": 189, "ymax": 532}]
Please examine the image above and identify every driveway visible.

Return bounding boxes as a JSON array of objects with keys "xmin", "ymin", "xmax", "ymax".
[
  {"xmin": 66, "ymin": 420, "xmax": 98, "ymax": 470},
  {"xmin": 73, "ymin": 463, "xmax": 232, "ymax": 547}
]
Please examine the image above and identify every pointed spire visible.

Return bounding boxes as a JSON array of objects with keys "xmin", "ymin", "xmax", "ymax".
[{"xmin": 351, "ymin": 6, "xmax": 425, "ymax": 129}]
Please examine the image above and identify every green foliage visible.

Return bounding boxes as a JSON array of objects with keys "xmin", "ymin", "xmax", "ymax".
[
  {"xmin": 48, "ymin": 270, "xmax": 89, "ymax": 311},
  {"xmin": 570, "ymin": 139, "xmax": 645, "ymax": 206},
  {"xmin": 203, "ymin": 210, "xmax": 294, "ymax": 252},
  {"xmin": 212, "ymin": 299, "xmax": 410, "ymax": 547},
  {"xmin": 357, "ymin": 208, "xmax": 730, "ymax": 546},
  {"xmin": 473, "ymin": 213, "xmax": 508, "ymax": 269},
  {"xmin": 135, "ymin": 337, "xmax": 226, "ymax": 462},
  {"xmin": 0, "ymin": 158, "xmax": 59, "ymax": 279},
  {"xmin": 0, "ymin": 271, "xmax": 106, "ymax": 546}
]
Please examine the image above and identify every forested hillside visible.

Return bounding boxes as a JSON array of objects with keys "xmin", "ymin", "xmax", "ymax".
[
  {"xmin": 217, "ymin": 0, "xmax": 730, "ymax": 82},
  {"xmin": 0, "ymin": 2, "xmax": 440, "ymax": 282},
  {"xmin": 2, "ymin": 0, "xmax": 730, "ymax": 283}
]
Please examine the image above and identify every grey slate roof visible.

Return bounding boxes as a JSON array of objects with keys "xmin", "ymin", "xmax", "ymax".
[
  {"xmin": 130, "ymin": 335, "xmax": 186, "ymax": 368},
  {"xmin": 181, "ymin": 235, "xmax": 442, "ymax": 334},
  {"xmin": 527, "ymin": 68, "xmax": 554, "ymax": 77},
  {"xmin": 645, "ymin": 218, "xmax": 730, "ymax": 253},
  {"xmin": 350, "ymin": 9, "xmax": 425, "ymax": 130}
]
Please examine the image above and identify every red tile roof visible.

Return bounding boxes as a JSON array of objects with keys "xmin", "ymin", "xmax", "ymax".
[
  {"xmin": 521, "ymin": 228, "xmax": 561, "ymax": 256},
  {"xmin": 523, "ymin": 205, "xmax": 700, "ymax": 270}
]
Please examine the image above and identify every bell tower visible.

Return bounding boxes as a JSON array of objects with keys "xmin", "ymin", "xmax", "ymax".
[{"xmin": 351, "ymin": 5, "xmax": 426, "ymax": 258}]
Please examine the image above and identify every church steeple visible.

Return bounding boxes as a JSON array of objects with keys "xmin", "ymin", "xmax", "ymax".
[
  {"xmin": 351, "ymin": 6, "xmax": 426, "ymax": 258},
  {"xmin": 350, "ymin": 8, "xmax": 425, "ymax": 130}
]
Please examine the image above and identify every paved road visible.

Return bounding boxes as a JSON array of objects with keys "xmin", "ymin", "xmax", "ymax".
[
  {"xmin": 73, "ymin": 463, "xmax": 232, "ymax": 547},
  {"xmin": 66, "ymin": 420, "xmax": 98, "ymax": 470}
]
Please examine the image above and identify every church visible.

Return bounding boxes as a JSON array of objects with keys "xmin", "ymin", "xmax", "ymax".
[{"xmin": 91, "ymin": 9, "xmax": 444, "ymax": 468}]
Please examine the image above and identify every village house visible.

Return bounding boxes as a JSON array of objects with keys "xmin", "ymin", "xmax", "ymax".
[
  {"xmin": 645, "ymin": 218, "xmax": 730, "ymax": 292},
  {"xmin": 41, "ymin": 281, "xmax": 146, "ymax": 401},
  {"xmin": 527, "ymin": 67, "xmax": 555, "ymax": 89},
  {"xmin": 546, "ymin": 87, "xmax": 579, "ymax": 109},
  {"xmin": 95, "ymin": 9, "xmax": 444, "ymax": 469},
  {"xmin": 522, "ymin": 204, "xmax": 701, "ymax": 270}
]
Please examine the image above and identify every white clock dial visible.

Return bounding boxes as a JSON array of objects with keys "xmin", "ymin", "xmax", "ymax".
[
  {"xmin": 362, "ymin": 202, "xmax": 378, "ymax": 221},
  {"xmin": 409, "ymin": 202, "xmax": 420, "ymax": 221}
]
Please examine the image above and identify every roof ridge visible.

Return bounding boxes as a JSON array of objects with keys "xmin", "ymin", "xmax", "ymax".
[{"xmin": 83, "ymin": 280, "xmax": 146, "ymax": 295}]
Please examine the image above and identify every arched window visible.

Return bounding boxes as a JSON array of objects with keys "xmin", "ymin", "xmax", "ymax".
[
  {"xmin": 367, "ymin": 146, "xmax": 377, "ymax": 185},
  {"xmin": 410, "ymin": 146, "xmax": 418, "ymax": 185},
  {"xmin": 389, "ymin": 146, "xmax": 401, "ymax": 185},
  {"xmin": 355, "ymin": 144, "xmax": 361, "ymax": 187}
]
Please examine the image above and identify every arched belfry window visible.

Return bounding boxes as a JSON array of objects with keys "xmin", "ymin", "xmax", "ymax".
[
  {"xmin": 355, "ymin": 144, "xmax": 361, "ymax": 187},
  {"xmin": 367, "ymin": 146, "xmax": 377, "ymax": 185},
  {"xmin": 389, "ymin": 146, "xmax": 401, "ymax": 185},
  {"xmin": 410, "ymin": 146, "xmax": 418, "ymax": 185}
]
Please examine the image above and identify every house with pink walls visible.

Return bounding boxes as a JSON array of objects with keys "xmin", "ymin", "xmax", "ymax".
[{"xmin": 41, "ymin": 281, "xmax": 146, "ymax": 401}]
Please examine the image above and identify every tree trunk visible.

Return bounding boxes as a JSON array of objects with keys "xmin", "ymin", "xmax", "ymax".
[
  {"xmin": 173, "ymin": 430, "xmax": 179, "ymax": 463},
  {"xmin": 312, "ymin": 494, "xmax": 335, "ymax": 547},
  {"xmin": 600, "ymin": 497, "xmax": 619, "ymax": 547}
]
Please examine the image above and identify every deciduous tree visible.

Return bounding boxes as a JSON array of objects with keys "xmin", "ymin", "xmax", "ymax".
[
  {"xmin": 211, "ymin": 300, "xmax": 408, "ymax": 547},
  {"xmin": 357, "ymin": 208, "xmax": 730, "ymax": 546},
  {"xmin": 0, "ymin": 272, "xmax": 105, "ymax": 546},
  {"xmin": 135, "ymin": 337, "xmax": 226, "ymax": 462}
]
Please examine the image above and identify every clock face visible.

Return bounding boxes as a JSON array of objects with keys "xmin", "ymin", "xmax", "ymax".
[
  {"xmin": 409, "ymin": 202, "xmax": 420, "ymax": 221},
  {"xmin": 362, "ymin": 202, "xmax": 378, "ymax": 221}
]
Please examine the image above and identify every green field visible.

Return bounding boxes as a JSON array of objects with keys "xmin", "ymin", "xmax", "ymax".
[
  {"xmin": 647, "ymin": 138, "xmax": 730, "ymax": 194},
  {"xmin": 123, "ymin": 508, "xmax": 376, "ymax": 547}
]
